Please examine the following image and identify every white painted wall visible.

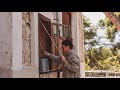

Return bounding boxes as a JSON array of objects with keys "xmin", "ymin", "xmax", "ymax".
[
  {"xmin": 0, "ymin": 12, "xmax": 12, "ymax": 47},
  {"xmin": 12, "ymin": 12, "xmax": 22, "ymax": 71},
  {"xmin": 11, "ymin": 12, "xmax": 39, "ymax": 78},
  {"xmin": 71, "ymin": 12, "xmax": 85, "ymax": 78},
  {"xmin": 31, "ymin": 12, "xmax": 39, "ymax": 69},
  {"xmin": 78, "ymin": 12, "xmax": 85, "ymax": 78},
  {"xmin": 58, "ymin": 12, "xmax": 62, "ymax": 24},
  {"xmin": 0, "ymin": 12, "xmax": 12, "ymax": 78},
  {"xmin": 0, "ymin": 12, "xmax": 12, "ymax": 60},
  {"xmin": 71, "ymin": 12, "xmax": 78, "ymax": 53}
]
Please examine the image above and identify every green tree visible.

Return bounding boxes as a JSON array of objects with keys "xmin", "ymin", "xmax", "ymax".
[
  {"xmin": 83, "ymin": 15, "xmax": 92, "ymax": 28},
  {"xmin": 83, "ymin": 15, "xmax": 97, "ymax": 49},
  {"xmin": 84, "ymin": 12, "xmax": 120, "ymax": 71},
  {"xmin": 98, "ymin": 19, "xmax": 105, "ymax": 28}
]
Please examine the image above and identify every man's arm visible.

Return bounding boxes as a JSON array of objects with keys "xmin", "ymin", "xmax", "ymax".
[
  {"xmin": 44, "ymin": 51, "xmax": 62, "ymax": 64},
  {"xmin": 49, "ymin": 54, "xmax": 62, "ymax": 64}
]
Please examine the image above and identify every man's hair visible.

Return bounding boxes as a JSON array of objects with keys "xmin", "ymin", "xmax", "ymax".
[{"xmin": 62, "ymin": 37, "xmax": 73, "ymax": 49}]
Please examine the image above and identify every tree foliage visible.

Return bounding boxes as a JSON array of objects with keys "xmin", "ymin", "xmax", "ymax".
[
  {"xmin": 84, "ymin": 12, "xmax": 120, "ymax": 71},
  {"xmin": 105, "ymin": 18, "xmax": 117, "ymax": 42},
  {"xmin": 83, "ymin": 15, "xmax": 92, "ymax": 28}
]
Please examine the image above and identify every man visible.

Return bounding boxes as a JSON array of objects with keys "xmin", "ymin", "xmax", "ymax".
[{"xmin": 44, "ymin": 37, "xmax": 80, "ymax": 78}]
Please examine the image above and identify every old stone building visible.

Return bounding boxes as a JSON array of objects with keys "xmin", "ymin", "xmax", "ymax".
[{"xmin": 0, "ymin": 12, "xmax": 85, "ymax": 78}]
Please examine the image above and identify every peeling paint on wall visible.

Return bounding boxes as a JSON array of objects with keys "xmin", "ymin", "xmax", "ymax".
[{"xmin": 22, "ymin": 12, "xmax": 31, "ymax": 66}]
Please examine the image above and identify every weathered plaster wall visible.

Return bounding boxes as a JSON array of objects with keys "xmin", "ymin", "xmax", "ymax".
[
  {"xmin": 78, "ymin": 12, "xmax": 85, "ymax": 78},
  {"xmin": 22, "ymin": 12, "xmax": 31, "ymax": 66},
  {"xmin": 12, "ymin": 12, "xmax": 22, "ymax": 72},
  {"xmin": 11, "ymin": 12, "xmax": 40, "ymax": 78},
  {"xmin": 31, "ymin": 12, "xmax": 39, "ymax": 69},
  {"xmin": 71, "ymin": 12, "xmax": 78, "ymax": 53},
  {"xmin": 0, "ymin": 12, "xmax": 12, "ymax": 78}
]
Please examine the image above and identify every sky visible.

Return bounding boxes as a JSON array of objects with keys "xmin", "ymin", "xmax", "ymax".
[
  {"xmin": 83, "ymin": 12, "xmax": 106, "ymax": 39},
  {"xmin": 83, "ymin": 12, "xmax": 120, "ymax": 48},
  {"xmin": 115, "ymin": 31, "xmax": 120, "ymax": 42},
  {"xmin": 83, "ymin": 12, "xmax": 106, "ymax": 26}
]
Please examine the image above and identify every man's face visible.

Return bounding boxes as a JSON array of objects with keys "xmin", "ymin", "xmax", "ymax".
[{"xmin": 62, "ymin": 45, "xmax": 70, "ymax": 53}]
